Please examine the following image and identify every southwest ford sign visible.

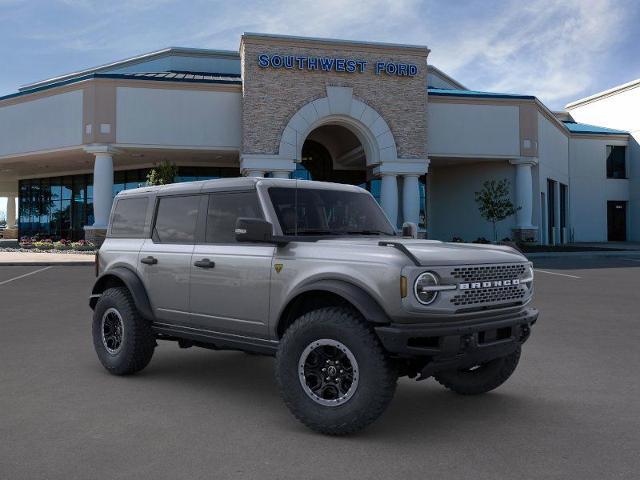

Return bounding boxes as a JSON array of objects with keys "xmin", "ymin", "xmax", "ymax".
[{"xmin": 257, "ymin": 54, "xmax": 418, "ymax": 77}]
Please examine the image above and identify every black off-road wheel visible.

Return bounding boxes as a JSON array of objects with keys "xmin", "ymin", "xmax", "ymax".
[
  {"xmin": 434, "ymin": 347, "xmax": 521, "ymax": 395},
  {"xmin": 275, "ymin": 307, "xmax": 397, "ymax": 436},
  {"xmin": 92, "ymin": 287, "xmax": 155, "ymax": 375}
]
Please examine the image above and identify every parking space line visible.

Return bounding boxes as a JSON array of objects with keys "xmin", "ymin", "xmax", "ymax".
[
  {"xmin": 0, "ymin": 266, "xmax": 52, "ymax": 286},
  {"xmin": 623, "ymin": 258, "xmax": 640, "ymax": 262},
  {"xmin": 534, "ymin": 269, "xmax": 581, "ymax": 279}
]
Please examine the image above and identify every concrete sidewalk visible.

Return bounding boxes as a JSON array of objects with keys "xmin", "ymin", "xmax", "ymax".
[{"xmin": 0, "ymin": 251, "xmax": 95, "ymax": 266}]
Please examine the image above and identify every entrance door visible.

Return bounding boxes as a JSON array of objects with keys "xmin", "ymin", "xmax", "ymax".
[
  {"xmin": 189, "ymin": 191, "xmax": 274, "ymax": 338},
  {"xmin": 607, "ymin": 201, "xmax": 627, "ymax": 241}
]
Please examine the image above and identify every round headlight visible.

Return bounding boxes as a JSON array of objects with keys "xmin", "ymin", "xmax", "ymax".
[{"xmin": 414, "ymin": 272, "xmax": 439, "ymax": 305}]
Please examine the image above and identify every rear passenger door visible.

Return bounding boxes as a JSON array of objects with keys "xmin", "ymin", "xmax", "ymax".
[
  {"xmin": 189, "ymin": 191, "xmax": 274, "ymax": 338},
  {"xmin": 139, "ymin": 194, "xmax": 204, "ymax": 324}
]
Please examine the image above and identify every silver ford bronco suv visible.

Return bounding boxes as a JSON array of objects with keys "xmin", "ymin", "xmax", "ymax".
[{"xmin": 90, "ymin": 177, "xmax": 537, "ymax": 435}]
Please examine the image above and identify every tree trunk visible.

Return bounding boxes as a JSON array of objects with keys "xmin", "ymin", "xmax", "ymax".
[{"xmin": 492, "ymin": 221, "xmax": 497, "ymax": 243}]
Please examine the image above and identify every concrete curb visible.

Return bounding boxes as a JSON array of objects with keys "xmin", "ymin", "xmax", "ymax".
[{"xmin": 527, "ymin": 250, "xmax": 640, "ymax": 259}]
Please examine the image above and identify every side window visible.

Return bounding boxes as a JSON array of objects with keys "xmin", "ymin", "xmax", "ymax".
[
  {"xmin": 206, "ymin": 191, "xmax": 263, "ymax": 243},
  {"xmin": 153, "ymin": 195, "xmax": 200, "ymax": 244},
  {"xmin": 110, "ymin": 197, "xmax": 149, "ymax": 237}
]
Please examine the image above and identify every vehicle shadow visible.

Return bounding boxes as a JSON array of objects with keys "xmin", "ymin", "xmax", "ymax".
[{"xmin": 124, "ymin": 347, "xmax": 570, "ymax": 441}]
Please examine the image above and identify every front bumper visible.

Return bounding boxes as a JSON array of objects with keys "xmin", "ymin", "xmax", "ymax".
[{"xmin": 375, "ymin": 307, "xmax": 538, "ymax": 377}]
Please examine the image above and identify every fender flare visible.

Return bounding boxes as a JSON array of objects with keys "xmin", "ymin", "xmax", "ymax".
[
  {"xmin": 282, "ymin": 279, "xmax": 390, "ymax": 325},
  {"xmin": 89, "ymin": 266, "xmax": 154, "ymax": 321}
]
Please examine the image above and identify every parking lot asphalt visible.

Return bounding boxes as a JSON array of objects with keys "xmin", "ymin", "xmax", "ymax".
[{"xmin": 1, "ymin": 258, "xmax": 639, "ymax": 480}]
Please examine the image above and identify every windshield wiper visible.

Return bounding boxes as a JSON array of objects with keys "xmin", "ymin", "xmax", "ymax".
[
  {"xmin": 289, "ymin": 229, "xmax": 338, "ymax": 236},
  {"xmin": 345, "ymin": 230, "xmax": 391, "ymax": 235}
]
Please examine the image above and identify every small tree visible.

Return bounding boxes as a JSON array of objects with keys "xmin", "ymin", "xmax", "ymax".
[
  {"xmin": 474, "ymin": 179, "xmax": 520, "ymax": 243},
  {"xmin": 146, "ymin": 160, "xmax": 178, "ymax": 186}
]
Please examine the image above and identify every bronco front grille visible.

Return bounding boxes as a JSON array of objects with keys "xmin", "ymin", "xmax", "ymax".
[
  {"xmin": 451, "ymin": 285, "xmax": 526, "ymax": 307},
  {"xmin": 451, "ymin": 264, "xmax": 526, "ymax": 283}
]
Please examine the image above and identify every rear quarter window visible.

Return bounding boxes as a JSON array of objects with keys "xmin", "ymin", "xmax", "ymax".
[{"xmin": 110, "ymin": 197, "xmax": 149, "ymax": 237}]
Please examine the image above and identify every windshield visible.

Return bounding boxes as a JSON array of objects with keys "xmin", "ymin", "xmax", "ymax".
[{"xmin": 268, "ymin": 187, "xmax": 395, "ymax": 236}]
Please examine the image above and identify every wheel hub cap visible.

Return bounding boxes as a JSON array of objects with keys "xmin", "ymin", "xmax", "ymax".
[
  {"xmin": 298, "ymin": 339, "xmax": 359, "ymax": 407},
  {"xmin": 101, "ymin": 307, "xmax": 124, "ymax": 355}
]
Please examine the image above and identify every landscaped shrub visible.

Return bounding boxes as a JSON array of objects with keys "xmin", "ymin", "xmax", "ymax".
[
  {"xmin": 32, "ymin": 240, "xmax": 54, "ymax": 250},
  {"xmin": 71, "ymin": 240, "xmax": 96, "ymax": 251},
  {"xmin": 53, "ymin": 240, "xmax": 73, "ymax": 250},
  {"xmin": 450, "ymin": 236, "xmax": 464, "ymax": 243}
]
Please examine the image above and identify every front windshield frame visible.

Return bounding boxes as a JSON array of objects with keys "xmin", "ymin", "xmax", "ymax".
[{"xmin": 266, "ymin": 186, "xmax": 396, "ymax": 237}]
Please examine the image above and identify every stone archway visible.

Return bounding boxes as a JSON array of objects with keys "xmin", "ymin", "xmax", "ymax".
[{"xmin": 278, "ymin": 86, "xmax": 398, "ymax": 166}]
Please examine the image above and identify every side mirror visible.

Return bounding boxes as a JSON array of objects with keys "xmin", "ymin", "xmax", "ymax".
[
  {"xmin": 402, "ymin": 222, "xmax": 418, "ymax": 239},
  {"xmin": 235, "ymin": 217, "xmax": 274, "ymax": 243}
]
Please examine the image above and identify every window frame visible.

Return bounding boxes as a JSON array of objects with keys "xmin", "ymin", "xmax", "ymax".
[
  {"xmin": 108, "ymin": 196, "xmax": 150, "ymax": 239},
  {"xmin": 151, "ymin": 193, "xmax": 206, "ymax": 245},
  {"xmin": 606, "ymin": 145, "xmax": 627, "ymax": 179},
  {"xmin": 202, "ymin": 190, "xmax": 265, "ymax": 245}
]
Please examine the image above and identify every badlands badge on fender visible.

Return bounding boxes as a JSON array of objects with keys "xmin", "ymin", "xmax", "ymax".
[{"xmin": 274, "ymin": 263, "xmax": 283, "ymax": 273}]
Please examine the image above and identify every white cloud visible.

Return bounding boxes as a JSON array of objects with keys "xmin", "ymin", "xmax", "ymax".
[
  {"xmin": 426, "ymin": 0, "xmax": 628, "ymax": 107},
  {"xmin": 3, "ymin": 0, "xmax": 634, "ymax": 109}
]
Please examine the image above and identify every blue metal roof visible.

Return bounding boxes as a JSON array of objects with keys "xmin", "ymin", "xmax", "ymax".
[
  {"xmin": 562, "ymin": 121, "xmax": 628, "ymax": 135},
  {"xmin": 0, "ymin": 71, "xmax": 242, "ymax": 103},
  {"xmin": 427, "ymin": 87, "xmax": 535, "ymax": 100}
]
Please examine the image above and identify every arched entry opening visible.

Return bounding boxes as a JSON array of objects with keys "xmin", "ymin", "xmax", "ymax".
[{"xmin": 295, "ymin": 123, "xmax": 384, "ymax": 207}]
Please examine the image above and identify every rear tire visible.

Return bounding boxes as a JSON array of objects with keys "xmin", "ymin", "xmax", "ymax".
[
  {"xmin": 92, "ymin": 287, "xmax": 155, "ymax": 375},
  {"xmin": 275, "ymin": 307, "xmax": 397, "ymax": 435},
  {"xmin": 434, "ymin": 347, "xmax": 521, "ymax": 395}
]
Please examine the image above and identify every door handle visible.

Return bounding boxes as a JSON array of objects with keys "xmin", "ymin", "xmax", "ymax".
[
  {"xmin": 194, "ymin": 258, "xmax": 215, "ymax": 269},
  {"xmin": 140, "ymin": 256, "xmax": 158, "ymax": 265}
]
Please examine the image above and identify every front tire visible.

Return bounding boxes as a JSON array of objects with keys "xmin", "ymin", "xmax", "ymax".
[
  {"xmin": 92, "ymin": 287, "xmax": 155, "ymax": 375},
  {"xmin": 275, "ymin": 307, "xmax": 397, "ymax": 435},
  {"xmin": 434, "ymin": 347, "xmax": 521, "ymax": 395}
]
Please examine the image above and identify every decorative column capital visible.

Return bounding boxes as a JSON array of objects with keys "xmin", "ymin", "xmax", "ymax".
[
  {"xmin": 374, "ymin": 158, "xmax": 429, "ymax": 177},
  {"xmin": 240, "ymin": 154, "xmax": 294, "ymax": 177},
  {"xmin": 83, "ymin": 144, "xmax": 122, "ymax": 156},
  {"xmin": 509, "ymin": 157, "xmax": 538, "ymax": 166}
]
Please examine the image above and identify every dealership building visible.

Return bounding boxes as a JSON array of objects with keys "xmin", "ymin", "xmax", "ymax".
[{"xmin": 0, "ymin": 33, "xmax": 637, "ymax": 243}]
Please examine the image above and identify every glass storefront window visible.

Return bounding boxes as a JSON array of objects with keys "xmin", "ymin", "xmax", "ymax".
[{"xmin": 18, "ymin": 166, "xmax": 239, "ymax": 240}]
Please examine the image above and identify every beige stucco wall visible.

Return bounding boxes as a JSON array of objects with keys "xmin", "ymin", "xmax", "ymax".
[
  {"xmin": 116, "ymin": 86, "xmax": 242, "ymax": 148},
  {"xmin": 0, "ymin": 90, "xmax": 83, "ymax": 157},
  {"xmin": 240, "ymin": 35, "xmax": 428, "ymax": 160},
  {"xmin": 427, "ymin": 101, "xmax": 520, "ymax": 157}
]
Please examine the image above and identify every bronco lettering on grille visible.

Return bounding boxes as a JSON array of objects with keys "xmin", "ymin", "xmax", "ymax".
[{"xmin": 459, "ymin": 279, "xmax": 520, "ymax": 290}]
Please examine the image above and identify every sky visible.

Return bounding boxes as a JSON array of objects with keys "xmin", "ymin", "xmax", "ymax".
[{"xmin": 1, "ymin": 0, "xmax": 639, "ymax": 214}]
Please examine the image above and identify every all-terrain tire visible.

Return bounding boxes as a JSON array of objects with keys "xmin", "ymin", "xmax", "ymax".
[
  {"xmin": 92, "ymin": 287, "xmax": 155, "ymax": 375},
  {"xmin": 434, "ymin": 347, "xmax": 521, "ymax": 395},
  {"xmin": 275, "ymin": 307, "xmax": 397, "ymax": 435}
]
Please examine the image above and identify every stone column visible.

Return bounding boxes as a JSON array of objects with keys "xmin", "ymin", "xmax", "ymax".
[
  {"xmin": 509, "ymin": 157, "xmax": 538, "ymax": 242},
  {"xmin": 6, "ymin": 195, "xmax": 16, "ymax": 228},
  {"xmin": 380, "ymin": 173, "xmax": 398, "ymax": 227},
  {"xmin": 84, "ymin": 145, "xmax": 117, "ymax": 245},
  {"xmin": 402, "ymin": 174, "xmax": 421, "ymax": 225},
  {"xmin": 271, "ymin": 171, "xmax": 290, "ymax": 179}
]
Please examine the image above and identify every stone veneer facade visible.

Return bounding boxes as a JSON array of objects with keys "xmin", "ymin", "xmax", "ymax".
[{"xmin": 240, "ymin": 34, "xmax": 429, "ymax": 161}]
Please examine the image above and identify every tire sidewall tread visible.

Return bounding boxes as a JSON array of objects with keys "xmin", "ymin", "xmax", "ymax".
[
  {"xmin": 92, "ymin": 287, "xmax": 155, "ymax": 376},
  {"xmin": 275, "ymin": 306, "xmax": 397, "ymax": 435}
]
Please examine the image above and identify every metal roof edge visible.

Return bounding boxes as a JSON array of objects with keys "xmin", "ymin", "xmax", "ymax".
[
  {"xmin": 427, "ymin": 65, "xmax": 467, "ymax": 90},
  {"xmin": 19, "ymin": 47, "xmax": 240, "ymax": 92},
  {"xmin": 2, "ymin": 72, "xmax": 242, "ymax": 103},
  {"xmin": 565, "ymin": 78, "xmax": 640, "ymax": 109}
]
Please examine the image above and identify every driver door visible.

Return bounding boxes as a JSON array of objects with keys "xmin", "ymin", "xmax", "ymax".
[{"xmin": 188, "ymin": 191, "xmax": 274, "ymax": 338}]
